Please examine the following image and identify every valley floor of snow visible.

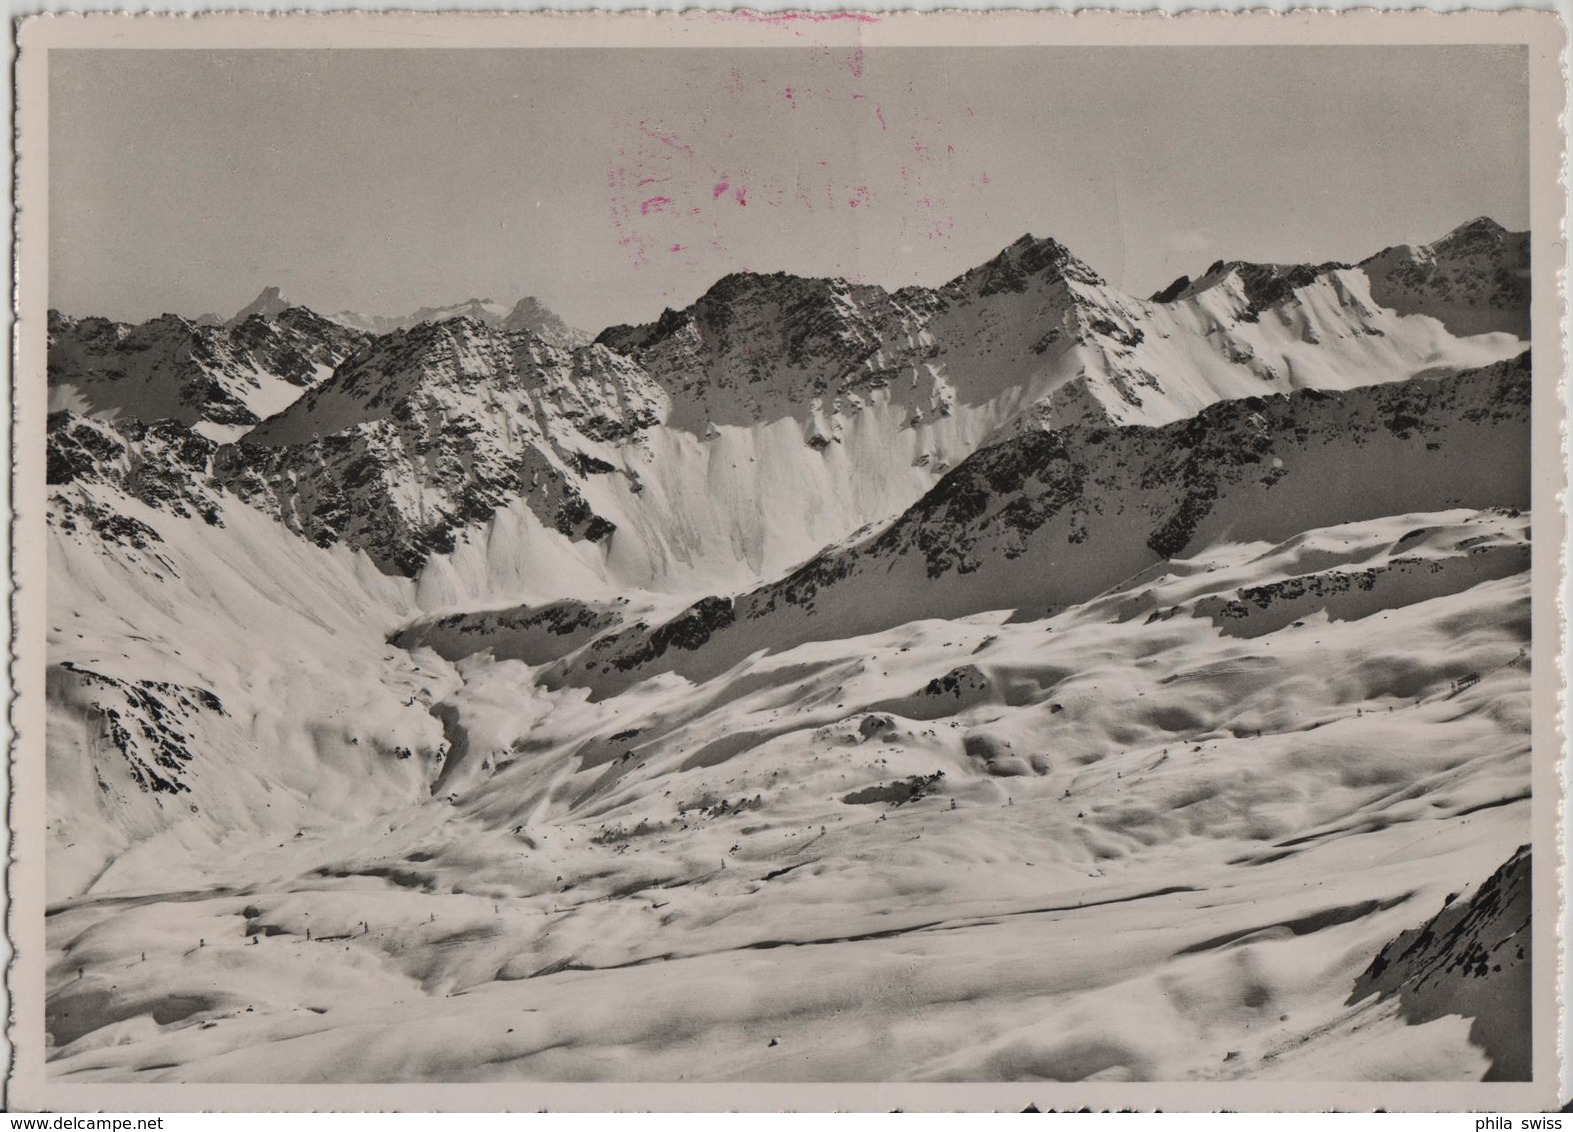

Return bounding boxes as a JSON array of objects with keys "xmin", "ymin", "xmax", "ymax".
[{"xmin": 43, "ymin": 508, "xmax": 1531, "ymax": 1083}]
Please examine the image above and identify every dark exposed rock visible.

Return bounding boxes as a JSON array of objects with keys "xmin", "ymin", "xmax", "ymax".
[
  {"xmin": 47, "ymin": 412, "xmax": 226, "ymax": 535},
  {"xmin": 949, "ymin": 234, "xmax": 1106, "ymax": 297},
  {"xmin": 598, "ymin": 270, "xmax": 942, "ymax": 427},
  {"xmin": 1360, "ymin": 217, "xmax": 1530, "ymax": 338},
  {"xmin": 214, "ymin": 320, "xmax": 649, "ymax": 574},
  {"xmin": 842, "ymin": 771, "xmax": 945, "ymax": 806},
  {"xmin": 1350, "ymin": 845, "xmax": 1531, "ymax": 1081},
  {"xmin": 52, "ymin": 662, "xmax": 226, "ymax": 796},
  {"xmin": 49, "ymin": 305, "xmax": 367, "ymax": 433},
  {"xmin": 1149, "ymin": 274, "xmax": 1192, "ymax": 304}
]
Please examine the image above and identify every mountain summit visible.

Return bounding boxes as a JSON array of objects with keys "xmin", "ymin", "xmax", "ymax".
[
  {"xmin": 226, "ymin": 285, "xmax": 292, "ymax": 327},
  {"xmin": 945, "ymin": 233, "xmax": 1106, "ymax": 297},
  {"xmin": 1359, "ymin": 216, "xmax": 1530, "ymax": 337},
  {"xmin": 501, "ymin": 295, "xmax": 593, "ymax": 345}
]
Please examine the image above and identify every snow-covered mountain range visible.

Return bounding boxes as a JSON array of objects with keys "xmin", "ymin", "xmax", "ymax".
[
  {"xmin": 42, "ymin": 217, "xmax": 1536, "ymax": 1083},
  {"xmin": 48, "ymin": 218, "xmax": 1527, "ymax": 596},
  {"xmin": 331, "ymin": 294, "xmax": 592, "ymax": 346}
]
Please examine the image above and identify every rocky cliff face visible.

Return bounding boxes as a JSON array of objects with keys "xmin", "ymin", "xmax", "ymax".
[
  {"xmin": 215, "ymin": 318, "xmax": 663, "ymax": 575},
  {"xmin": 1151, "ymin": 259, "xmax": 1349, "ymax": 316},
  {"xmin": 597, "ymin": 270, "xmax": 946, "ymax": 433},
  {"xmin": 47, "ymin": 410, "xmax": 227, "ymax": 579}
]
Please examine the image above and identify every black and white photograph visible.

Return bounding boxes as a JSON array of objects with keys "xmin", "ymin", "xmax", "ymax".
[{"xmin": 9, "ymin": 10, "xmax": 1566, "ymax": 1110}]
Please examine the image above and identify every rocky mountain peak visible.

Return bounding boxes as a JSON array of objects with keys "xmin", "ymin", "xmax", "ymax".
[
  {"xmin": 593, "ymin": 267, "xmax": 940, "ymax": 431},
  {"xmin": 1431, "ymin": 215, "xmax": 1513, "ymax": 258},
  {"xmin": 1359, "ymin": 216, "xmax": 1529, "ymax": 338},
  {"xmin": 949, "ymin": 234, "xmax": 1106, "ymax": 298},
  {"xmin": 698, "ymin": 270, "xmax": 866, "ymax": 315},
  {"xmin": 220, "ymin": 312, "xmax": 672, "ymax": 574},
  {"xmin": 226, "ymin": 285, "xmax": 291, "ymax": 327},
  {"xmin": 501, "ymin": 295, "xmax": 590, "ymax": 346}
]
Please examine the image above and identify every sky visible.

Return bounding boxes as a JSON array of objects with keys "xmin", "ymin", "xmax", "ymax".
[{"xmin": 49, "ymin": 45, "xmax": 1529, "ymax": 333}]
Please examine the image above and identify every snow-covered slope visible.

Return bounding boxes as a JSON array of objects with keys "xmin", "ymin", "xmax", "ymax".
[
  {"xmin": 44, "ymin": 496, "xmax": 1533, "ymax": 1080},
  {"xmin": 45, "ymin": 410, "xmax": 445, "ymax": 901},
  {"xmin": 546, "ymin": 352, "xmax": 1530, "ymax": 697}
]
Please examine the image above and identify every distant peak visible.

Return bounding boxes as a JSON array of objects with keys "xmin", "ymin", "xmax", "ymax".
[
  {"xmin": 227, "ymin": 285, "xmax": 291, "ymax": 327},
  {"xmin": 503, "ymin": 295, "xmax": 567, "ymax": 325},
  {"xmin": 500, "ymin": 295, "xmax": 587, "ymax": 345}
]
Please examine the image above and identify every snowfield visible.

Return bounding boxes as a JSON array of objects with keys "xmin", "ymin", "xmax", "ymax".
[{"xmin": 43, "ymin": 505, "xmax": 1533, "ymax": 1082}]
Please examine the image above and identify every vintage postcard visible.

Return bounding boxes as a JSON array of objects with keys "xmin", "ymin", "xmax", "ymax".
[{"xmin": 8, "ymin": 9, "xmax": 1567, "ymax": 1112}]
